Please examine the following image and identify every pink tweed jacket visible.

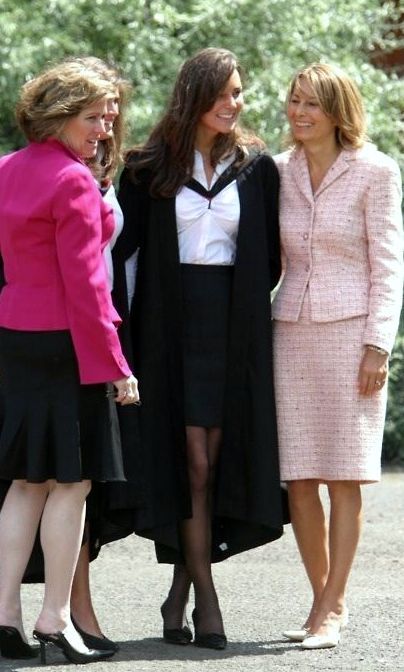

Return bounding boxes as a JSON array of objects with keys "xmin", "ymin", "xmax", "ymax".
[{"xmin": 273, "ymin": 144, "xmax": 404, "ymax": 353}]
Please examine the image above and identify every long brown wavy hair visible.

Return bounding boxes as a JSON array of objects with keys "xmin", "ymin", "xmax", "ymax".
[{"xmin": 127, "ymin": 48, "xmax": 262, "ymax": 197}]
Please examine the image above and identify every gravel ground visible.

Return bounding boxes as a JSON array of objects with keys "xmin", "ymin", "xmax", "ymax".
[{"xmin": 1, "ymin": 470, "xmax": 403, "ymax": 672}]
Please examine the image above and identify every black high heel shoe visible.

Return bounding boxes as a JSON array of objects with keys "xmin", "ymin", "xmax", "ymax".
[
  {"xmin": 71, "ymin": 615, "xmax": 118, "ymax": 653},
  {"xmin": 192, "ymin": 609, "xmax": 227, "ymax": 650},
  {"xmin": 33, "ymin": 623, "xmax": 114, "ymax": 665},
  {"xmin": 163, "ymin": 624, "xmax": 193, "ymax": 645},
  {"xmin": 0, "ymin": 626, "xmax": 39, "ymax": 659},
  {"xmin": 161, "ymin": 605, "xmax": 192, "ymax": 645}
]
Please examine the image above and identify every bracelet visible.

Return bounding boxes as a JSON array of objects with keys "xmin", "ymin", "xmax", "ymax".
[{"xmin": 365, "ymin": 344, "xmax": 389, "ymax": 356}]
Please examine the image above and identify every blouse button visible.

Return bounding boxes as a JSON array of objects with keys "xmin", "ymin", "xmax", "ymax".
[{"xmin": 303, "ymin": 233, "xmax": 309, "ymax": 240}]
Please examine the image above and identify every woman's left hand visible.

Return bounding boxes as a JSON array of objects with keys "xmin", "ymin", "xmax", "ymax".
[{"xmin": 358, "ymin": 348, "xmax": 389, "ymax": 396}]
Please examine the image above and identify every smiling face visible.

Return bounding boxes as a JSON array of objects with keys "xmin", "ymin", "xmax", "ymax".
[
  {"xmin": 196, "ymin": 69, "xmax": 244, "ymax": 145},
  {"xmin": 59, "ymin": 97, "xmax": 107, "ymax": 159},
  {"xmin": 287, "ymin": 78, "xmax": 336, "ymax": 147},
  {"xmin": 101, "ymin": 91, "xmax": 120, "ymax": 139}
]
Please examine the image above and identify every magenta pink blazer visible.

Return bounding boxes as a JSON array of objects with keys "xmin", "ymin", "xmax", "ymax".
[{"xmin": 0, "ymin": 139, "xmax": 131, "ymax": 384}]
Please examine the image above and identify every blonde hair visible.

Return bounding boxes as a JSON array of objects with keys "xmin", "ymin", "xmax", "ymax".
[
  {"xmin": 16, "ymin": 60, "xmax": 116, "ymax": 142},
  {"xmin": 286, "ymin": 63, "xmax": 367, "ymax": 149}
]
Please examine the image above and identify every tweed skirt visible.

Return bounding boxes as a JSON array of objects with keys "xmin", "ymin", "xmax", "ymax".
[
  {"xmin": 181, "ymin": 263, "xmax": 233, "ymax": 428},
  {"xmin": 273, "ymin": 311, "xmax": 387, "ymax": 483},
  {"xmin": 0, "ymin": 328, "xmax": 125, "ymax": 483}
]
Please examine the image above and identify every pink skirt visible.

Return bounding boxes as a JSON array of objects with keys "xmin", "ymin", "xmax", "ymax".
[{"xmin": 273, "ymin": 313, "xmax": 387, "ymax": 482}]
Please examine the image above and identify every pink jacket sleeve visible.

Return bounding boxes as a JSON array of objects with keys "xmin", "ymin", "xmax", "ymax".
[
  {"xmin": 52, "ymin": 164, "xmax": 131, "ymax": 384},
  {"xmin": 363, "ymin": 157, "xmax": 404, "ymax": 353}
]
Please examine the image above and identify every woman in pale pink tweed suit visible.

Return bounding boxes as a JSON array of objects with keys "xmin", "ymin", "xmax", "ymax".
[{"xmin": 273, "ymin": 64, "xmax": 403, "ymax": 650}]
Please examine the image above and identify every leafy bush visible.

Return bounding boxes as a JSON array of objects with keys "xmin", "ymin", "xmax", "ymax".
[{"xmin": 383, "ymin": 313, "xmax": 404, "ymax": 464}]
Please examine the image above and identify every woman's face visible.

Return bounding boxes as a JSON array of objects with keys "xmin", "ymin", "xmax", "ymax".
[
  {"xmin": 287, "ymin": 79, "xmax": 336, "ymax": 146},
  {"xmin": 60, "ymin": 98, "xmax": 107, "ymax": 159},
  {"xmin": 197, "ymin": 69, "xmax": 244, "ymax": 141},
  {"xmin": 101, "ymin": 91, "xmax": 120, "ymax": 139}
]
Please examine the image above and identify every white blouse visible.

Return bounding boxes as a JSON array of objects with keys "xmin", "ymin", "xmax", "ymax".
[
  {"xmin": 175, "ymin": 151, "xmax": 240, "ymax": 265},
  {"xmin": 102, "ymin": 183, "xmax": 124, "ymax": 290}
]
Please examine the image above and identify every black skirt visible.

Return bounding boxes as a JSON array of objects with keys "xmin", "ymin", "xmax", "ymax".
[
  {"xmin": 181, "ymin": 264, "xmax": 233, "ymax": 428},
  {"xmin": 0, "ymin": 328, "xmax": 124, "ymax": 483}
]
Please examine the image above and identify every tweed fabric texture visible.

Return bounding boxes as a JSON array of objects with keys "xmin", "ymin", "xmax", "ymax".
[
  {"xmin": 273, "ymin": 144, "xmax": 403, "ymax": 354},
  {"xmin": 273, "ymin": 298, "xmax": 387, "ymax": 482}
]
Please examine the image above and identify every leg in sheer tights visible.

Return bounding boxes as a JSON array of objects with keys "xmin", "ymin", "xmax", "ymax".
[
  {"xmin": 70, "ymin": 532, "xmax": 104, "ymax": 637},
  {"xmin": 161, "ymin": 426, "xmax": 224, "ymax": 635}
]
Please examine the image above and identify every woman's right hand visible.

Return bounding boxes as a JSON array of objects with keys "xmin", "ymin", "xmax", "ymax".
[{"xmin": 112, "ymin": 374, "xmax": 140, "ymax": 405}]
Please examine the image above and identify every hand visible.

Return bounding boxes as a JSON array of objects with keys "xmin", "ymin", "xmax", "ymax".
[
  {"xmin": 358, "ymin": 348, "xmax": 388, "ymax": 396},
  {"xmin": 112, "ymin": 374, "xmax": 140, "ymax": 405}
]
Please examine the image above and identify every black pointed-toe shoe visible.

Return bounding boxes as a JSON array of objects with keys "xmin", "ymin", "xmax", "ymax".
[
  {"xmin": 192, "ymin": 609, "xmax": 227, "ymax": 650},
  {"xmin": 71, "ymin": 615, "xmax": 119, "ymax": 653},
  {"xmin": 163, "ymin": 624, "xmax": 193, "ymax": 645},
  {"xmin": 0, "ymin": 626, "xmax": 39, "ymax": 659},
  {"xmin": 33, "ymin": 623, "xmax": 115, "ymax": 665}
]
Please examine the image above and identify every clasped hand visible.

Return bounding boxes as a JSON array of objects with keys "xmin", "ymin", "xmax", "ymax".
[{"xmin": 112, "ymin": 374, "xmax": 140, "ymax": 405}]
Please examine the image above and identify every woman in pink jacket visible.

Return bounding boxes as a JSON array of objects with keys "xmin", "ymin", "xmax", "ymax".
[
  {"xmin": 273, "ymin": 64, "xmax": 403, "ymax": 650},
  {"xmin": 0, "ymin": 60, "xmax": 138, "ymax": 664}
]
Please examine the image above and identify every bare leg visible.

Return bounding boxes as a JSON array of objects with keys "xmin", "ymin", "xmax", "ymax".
[
  {"xmin": 0, "ymin": 481, "xmax": 48, "ymax": 638},
  {"xmin": 35, "ymin": 480, "xmax": 91, "ymax": 634},
  {"xmin": 308, "ymin": 481, "xmax": 362, "ymax": 636},
  {"xmin": 70, "ymin": 534, "xmax": 104, "ymax": 637},
  {"xmin": 287, "ymin": 480, "xmax": 329, "ymax": 629}
]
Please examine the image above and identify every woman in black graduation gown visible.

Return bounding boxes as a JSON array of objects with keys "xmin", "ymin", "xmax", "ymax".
[{"xmin": 113, "ymin": 47, "xmax": 288, "ymax": 649}]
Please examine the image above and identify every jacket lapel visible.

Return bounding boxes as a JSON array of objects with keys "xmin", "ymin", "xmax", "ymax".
[
  {"xmin": 290, "ymin": 148, "xmax": 314, "ymax": 205},
  {"xmin": 290, "ymin": 147, "xmax": 355, "ymax": 200},
  {"xmin": 315, "ymin": 149, "xmax": 353, "ymax": 197}
]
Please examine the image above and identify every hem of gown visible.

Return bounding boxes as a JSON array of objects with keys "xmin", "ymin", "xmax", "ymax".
[{"xmin": 137, "ymin": 517, "xmax": 286, "ymax": 565}]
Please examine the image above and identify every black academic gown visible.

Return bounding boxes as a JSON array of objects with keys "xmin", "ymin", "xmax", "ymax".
[{"xmin": 112, "ymin": 150, "xmax": 289, "ymax": 563}]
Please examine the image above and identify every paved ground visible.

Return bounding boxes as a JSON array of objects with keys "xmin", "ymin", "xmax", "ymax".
[{"xmin": 1, "ymin": 470, "xmax": 403, "ymax": 672}]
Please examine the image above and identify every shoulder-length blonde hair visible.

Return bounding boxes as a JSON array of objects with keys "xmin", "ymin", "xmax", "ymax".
[
  {"xmin": 285, "ymin": 63, "xmax": 367, "ymax": 149},
  {"xmin": 16, "ymin": 60, "xmax": 115, "ymax": 143}
]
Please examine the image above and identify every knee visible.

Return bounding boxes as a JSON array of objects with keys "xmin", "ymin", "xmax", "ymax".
[
  {"xmin": 327, "ymin": 481, "xmax": 361, "ymax": 505},
  {"xmin": 49, "ymin": 479, "xmax": 92, "ymax": 500},
  {"xmin": 287, "ymin": 480, "xmax": 320, "ymax": 511},
  {"xmin": 188, "ymin": 455, "xmax": 210, "ymax": 493},
  {"xmin": 79, "ymin": 479, "xmax": 92, "ymax": 498},
  {"xmin": 12, "ymin": 479, "xmax": 49, "ymax": 499}
]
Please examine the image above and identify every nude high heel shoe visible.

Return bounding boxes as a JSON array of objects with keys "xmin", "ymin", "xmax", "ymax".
[
  {"xmin": 301, "ymin": 625, "xmax": 341, "ymax": 649},
  {"xmin": 282, "ymin": 626, "xmax": 309, "ymax": 642},
  {"xmin": 301, "ymin": 608, "xmax": 349, "ymax": 650},
  {"xmin": 284, "ymin": 607, "xmax": 349, "ymax": 643}
]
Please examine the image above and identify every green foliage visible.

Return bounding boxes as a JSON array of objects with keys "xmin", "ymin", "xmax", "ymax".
[
  {"xmin": 0, "ymin": 0, "xmax": 403, "ymax": 165},
  {"xmin": 0, "ymin": 0, "xmax": 403, "ymax": 461},
  {"xmin": 383, "ymin": 319, "xmax": 404, "ymax": 465}
]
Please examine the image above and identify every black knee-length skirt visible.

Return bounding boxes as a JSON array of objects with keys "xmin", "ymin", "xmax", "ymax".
[
  {"xmin": 181, "ymin": 264, "xmax": 233, "ymax": 428},
  {"xmin": 0, "ymin": 328, "xmax": 124, "ymax": 483}
]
